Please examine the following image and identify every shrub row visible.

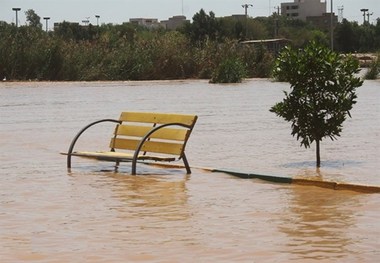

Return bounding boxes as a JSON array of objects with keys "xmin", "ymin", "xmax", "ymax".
[{"xmin": 0, "ymin": 23, "xmax": 274, "ymax": 81}]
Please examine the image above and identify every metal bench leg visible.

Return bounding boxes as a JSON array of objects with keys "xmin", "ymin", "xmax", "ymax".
[
  {"xmin": 67, "ymin": 154, "xmax": 72, "ymax": 168},
  {"xmin": 182, "ymin": 154, "xmax": 191, "ymax": 174},
  {"xmin": 131, "ymin": 158, "xmax": 137, "ymax": 175}
]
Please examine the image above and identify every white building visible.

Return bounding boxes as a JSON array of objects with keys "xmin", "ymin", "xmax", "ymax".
[{"xmin": 281, "ymin": 0, "xmax": 326, "ymax": 21}]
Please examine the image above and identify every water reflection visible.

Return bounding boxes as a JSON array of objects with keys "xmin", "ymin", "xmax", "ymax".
[
  {"xmin": 279, "ymin": 186, "xmax": 359, "ymax": 261},
  {"xmin": 95, "ymin": 171, "xmax": 191, "ymax": 221},
  {"xmin": 283, "ymin": 160, "xmax": 363, "ymax": 170}
]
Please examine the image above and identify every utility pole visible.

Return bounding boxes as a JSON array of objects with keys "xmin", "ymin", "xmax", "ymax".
[
  {"xmin": 367, "ymin": 12, "xmax": 373, "ymax": 24},
  {"xmin": 330, "ymin": 0, "xmax": 333, "ymax": 50},
  {"xmin": 242, "ymin": 4, "xmax": 253, "ymax": 39},
  {"xmin": 338, "ymin": 6, "xmax": 344, "ymax": 23},
  {"xmin": 274, "ymin": 6, "xmax": 280, "ymax": 38},
  {"xmin": 360, "ymin": 9, "xmax": 368, "ymax": 24},
  {"xmin": 43, "ymin": 17, "xmax": 50, "ymax": 32},
  {"xmin": 242, "ymin": 4, "xmax": 253, "ymax": 17},
  {"xmin": 95, "ymin": 15, "xmax": 100, "ymax": 26},
  {"xmin": 82, "ymin": 17, "xmax": 90, "ymax": 26},
  {"xmin": 12, "ymin": 7, "xmax": 21, "ymax": 27}
]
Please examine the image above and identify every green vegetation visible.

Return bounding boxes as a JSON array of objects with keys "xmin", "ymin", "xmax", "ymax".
[
  {"xmin": 270, "ymin": 42, "xmax": 363, "ymax": 167},
  {"xmin": 0, "ymin": 19, "xmax": 273, "ymax": 81},
  {"xmin": 0, "ymin": 9, "xmax": 379, "ymax": 82},
  {"xmin": 364, "ymin": 53, "xmax": 380, "ymax": 79},
  {"xmin": 210, "ymin": 57, "xmax": 247, "ymax": 83}
]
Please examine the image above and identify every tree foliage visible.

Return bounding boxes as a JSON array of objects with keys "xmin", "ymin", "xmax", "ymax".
[
  {"xmin": 364, "ymin": 53, "xmax": 380, "ymax": 79},
  {"xmin": 182, "ymin": 9, "xmax": 221, "ymax": 44},
  {"xmin": 270, "ymin": 41, "xmax": 363, "ymax": 167},
  {"xmin": 25, "ymin": 9, "xmax": 42, "ymax": 29},
  {"xmin": 335, "ymin": 18, "xmax": 380, "ymax": 53},
  {"xmin": 210, "ymin": 57, "xmax": 247, "ymax": 83}
]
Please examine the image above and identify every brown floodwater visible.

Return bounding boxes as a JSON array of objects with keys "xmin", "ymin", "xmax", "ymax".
[{"xmin": 0, "ymin": 79, "xmax": 379, "ymax": 262}]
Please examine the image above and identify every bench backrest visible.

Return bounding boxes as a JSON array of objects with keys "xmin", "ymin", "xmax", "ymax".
[{"xmin": 110, "ymin": 112, "xmax": 197, "ymax": 157}]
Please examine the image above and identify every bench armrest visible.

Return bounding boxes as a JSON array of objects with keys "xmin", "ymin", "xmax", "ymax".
[
  {"xmin": 131, "ymin": 122, "xmax": 192, "ymax": 174},
  {"xmin": 66, "ymin": 119, "xmax": 121, "ymax": 168}
]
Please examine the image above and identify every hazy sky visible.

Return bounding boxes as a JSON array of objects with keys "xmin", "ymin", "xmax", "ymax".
[{"xmin": 1, "ymin": 0, "xmax": 378, "ymax": 29}]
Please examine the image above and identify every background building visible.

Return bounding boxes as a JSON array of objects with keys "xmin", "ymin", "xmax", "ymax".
[
  {"xmin": 281, "ymin": 0, "xmax": 326, "ymax": 21},
  {"xmin": 129, "ymin": 18, "xmax": 162, "ymax": 29},
  {"xmin": 307, "ymin": 12, "xmax": 338, "ymax": 31},
  {"xmin": 161, "ymin": 15, "xmax": 189, "ymax": 30}
]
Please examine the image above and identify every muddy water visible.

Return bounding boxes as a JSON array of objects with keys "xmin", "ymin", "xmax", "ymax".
[{"xmin": 0, "ymin": 79, "xmax": 379, "ymax": 262}]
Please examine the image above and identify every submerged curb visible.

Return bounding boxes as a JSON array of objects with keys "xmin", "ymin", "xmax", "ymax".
[
  {"xmin": 293, "ymin": 179, "xmax": 380, "ymax": 193},
  {"xmin": 212, "ymin": 169, "xmax": 292, "ymax": 183},
  {"xmin": 146, "ymin": 163, "xmax": 380, "ymax": 194},
  {"xmin": 209, "ymin": 168, "xmax": 380, "ymax": 193},
  {"xmin": 212, "ymin": 168, "xmax": 380, "ymax": 194}
]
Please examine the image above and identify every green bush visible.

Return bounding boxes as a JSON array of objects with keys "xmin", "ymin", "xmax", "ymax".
[
  {"xmin": 210, "ymin": 57, "xmax": 247, "ymax": 83},
  {"xmin": 364, "ymin": 54, "xmax": 379, "ymax": 80}
]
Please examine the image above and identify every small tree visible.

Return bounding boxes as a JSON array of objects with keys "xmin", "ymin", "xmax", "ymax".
[
  {"xmin": 25, "ymin": 9, "xmax": 42, "ymax": 29},
  {"xmin": 182, "ymin": 9, "xmax": 221, "ymax": 44},
  {"xmin": 270, "ymin": 41, "xmax": 363, "ymax": 167}
]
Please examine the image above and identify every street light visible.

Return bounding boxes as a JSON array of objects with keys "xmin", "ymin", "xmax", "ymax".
[
  {"xmin": 95, "ymin": 15, "xmax": 100, "ymax": 26},
  {"xmin": 330, "ymin": 0, "xmax": 333, "ymax": 50},
  {"xmin": 367, "ymin": 12, "xmax": 373, "ymax": 24},
  {"xmin": 360, "ymin": 8, "xmax": 369, "ymax": 24},
  {"xmin": 82, "ymin": 17, "xmax": 90, "ymax": 26},
  {"xmin": 242, "ymin": 4, "xmax": 253, "ymax": 39},
  {"xmin": 12, "ymin": 7, "xmax": 21, "ymax": 27},
  {"xmin": 242, "ymin": 4, "xmax": 253, "ymax": 17},
  {"xmin": 43, "ymin": 17, "xmax": 50, "ymax": 32}
]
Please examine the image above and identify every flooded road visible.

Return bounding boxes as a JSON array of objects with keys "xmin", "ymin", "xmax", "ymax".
[{"xmin": 1, "ymin": 79, "xmax": 379, "ymax": 262}]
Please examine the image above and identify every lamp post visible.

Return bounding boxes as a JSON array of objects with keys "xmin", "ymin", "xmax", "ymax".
[
  {"xmin": 12, "ymin": 7, "xmax": 21, "ymax": 27},
  {"xmin": 367, "ymin": 12, "xmax": 373, "ymax": 24},
  {"xmin": 43, "ymin": 17, "xmax": 50, "ymax": 32},
  {"xmin": 242, "ymin": 4, "xmax": 253, "ymax": 17},
  {"xmin": 95, "ymin": 15, "xmax": 100, "ymax": 26},
  {"xmin": 360, "ymin": 9, "xmax": 368, "ymax": 24},
  {"xmin": 242, "ymin": 4, "xmax": 253, "ymax": 39},
  {"xmin": 330, "ymin": 0, "xmax": 333, "ymax": 50},
  {"xmin": 82, "ymin": 17, "xmax": 90, "ymax": 26}
]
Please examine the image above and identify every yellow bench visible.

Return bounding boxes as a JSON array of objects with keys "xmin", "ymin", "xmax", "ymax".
[{"xmin": 63, "ymin": 112, "xmax": 198, "ymax": 175}]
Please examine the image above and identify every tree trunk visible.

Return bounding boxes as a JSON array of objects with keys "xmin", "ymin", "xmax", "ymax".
[{"xmin": 316, "ymin": 139, "xmax": 321, "ymax": 167}]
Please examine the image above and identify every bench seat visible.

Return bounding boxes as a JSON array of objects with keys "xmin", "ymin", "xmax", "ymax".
[{"xmin": 69, "ymin": 151, "xmax": 176, "ymax": 162}]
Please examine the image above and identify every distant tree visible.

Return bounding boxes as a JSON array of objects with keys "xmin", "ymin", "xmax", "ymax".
[
  {"xmin": 335, "ymin": 19, "xmax": 355, "ymax": 52},
  {"xmin": 358, "ymin": 24, "xmax": 376, "ymax": 52},
  {"xmin": 375, "ymin": 19, "xmax": 380, "ymax": 49},
  {"xmin": 270, "ymin": 41, "xmax": 363, "ymax": 167},
  {"xmin": 54, "ymin": 21, "xmax": 98, "ymax": 41},
  {"xmin": 245, "ymin": 18, "xmax": 269, "ymax": 40},
  {"xmin": 25, "ymin": 9, "xmax": 42, "ymax": 29},
  {"xmin": 218, "ymin": 16, "xmax": 244, "ymax": 40},
  {"xmin": 334, "ymin": 19, "xmax": 380, "ymax": 53},
  {"xmin": 182, "ymin": 9, "xmax": 221, "ymax": 44}
]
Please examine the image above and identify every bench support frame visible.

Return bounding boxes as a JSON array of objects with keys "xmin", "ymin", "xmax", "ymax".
[{"xmin": 67, "ymin": 119, "xmax": 121, "ymax": 169}]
